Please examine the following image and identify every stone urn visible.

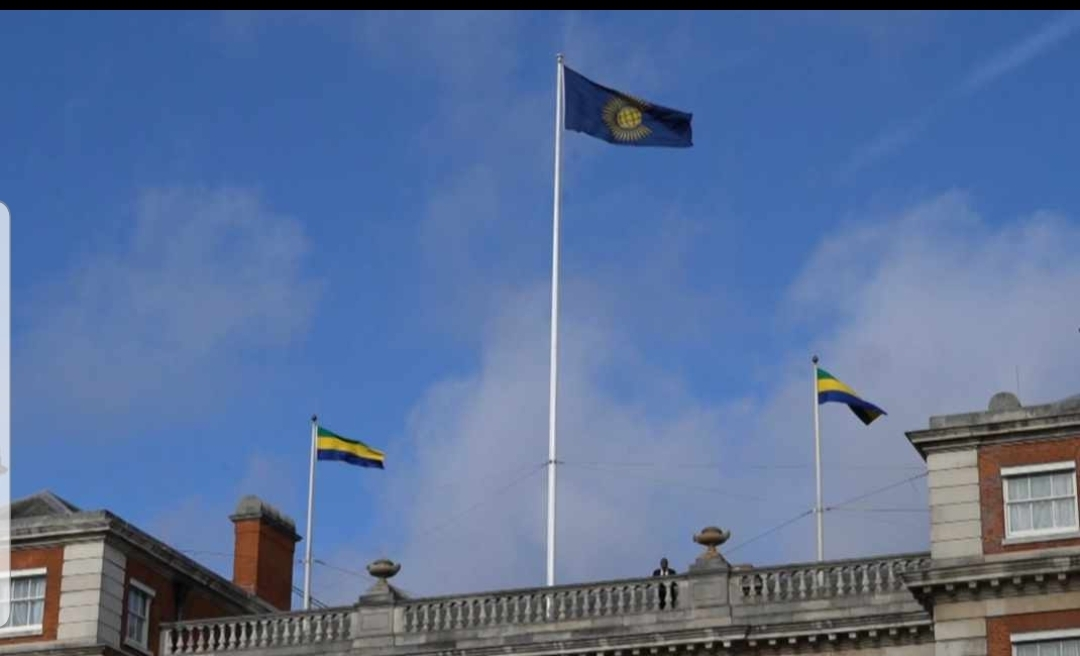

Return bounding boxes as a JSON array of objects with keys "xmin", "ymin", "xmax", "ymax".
[
  {"xmin": 693, "ymin": 526, "xmax": 731, "ymax": 559},
  {"xmin": 367, "ymin": 558, "xmax": 401, "ymax": 581}
]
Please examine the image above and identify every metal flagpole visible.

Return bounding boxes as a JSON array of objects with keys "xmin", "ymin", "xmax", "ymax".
[
  {"xmin": 304, "ymin": 414, "xmax": 318, "ymax": 609},
  {"xmin": 546, "ymin": 52, "xmax": 565, "ymax": 588},
  {"xmin": 812, "ymin": 356, "xmax": 823, "ymax": 561}
]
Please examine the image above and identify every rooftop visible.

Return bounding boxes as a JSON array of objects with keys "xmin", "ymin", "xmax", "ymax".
[
  {"xmin": 8, "ymin": 489, "xmax": 278, "ymax": 615},
  {"xmin": 906, "ymin": 390, "xmax": 1080, "ymax": 458},
  {"xmin": 927, "ymin": 390, "xmax": 1080, "ymax": 430}
]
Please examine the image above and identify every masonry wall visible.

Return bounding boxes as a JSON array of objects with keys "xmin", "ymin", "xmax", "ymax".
[
  {"xmin": 0, "ymin": 546, "xmax": 65, "ymax": 646},
  {"xmin": 123, "ymin": 554, "xmax": 239, "ymax": 656},
  {"xmin": 232, "ymin": 518, "xmax": 295, "ymax": 611},
  {"xmin": 935, "ymin": 589, "xmax": 1080, "ymax": 656},
  {"xmin": 987, "ymin": 607, "xmax": 1080, "ymax": 655},
  {"xmin": 928, "ymin": 449, "xmax": 983, "ymax": 560},
  {"xmin": 57, "ymin": 539, "xmax": 127, "ymax": 647},
  {"xmin": 979, "ymin": 436, "xmax": 1080, "ymax": 556}
]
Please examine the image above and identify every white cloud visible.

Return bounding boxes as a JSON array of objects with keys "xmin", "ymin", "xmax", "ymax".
[
  {"xmin": 367, "ymin": 189, "xmax": 1080, "ymax": 598},
  {"xmin": 838, "ymin": 10, "xmax": 1080, "ymax": 179},
  {"xmin": 17, "ymin": 186, "xmax": 321, "ymax": 424},
  {"xmin": 188, "ymin": 11, "xmax": 1080, "ymax": 601},
  {"xmin": 957, "ymin": 10, "xmax": 1080, "ymax": 96},
  {"xmin": 352, "ymin": 10, "xmax": 520, "ymax": 98}
]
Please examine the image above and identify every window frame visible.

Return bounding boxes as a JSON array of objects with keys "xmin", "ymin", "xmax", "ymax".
[
  {"xmin": 123, "ymin": 578, "xmax": 155, "ymax": 654},
  {"xmin": 0, "ymin": 567, "xmax": 47, "ymax": 638},
  {"xmin": 1012, "ymin": 627, "xmax": 1080, "ymax": 655},
  {"xmin": 1002, "ymin": 460, "xmax": 1080, "ymax": 540}
]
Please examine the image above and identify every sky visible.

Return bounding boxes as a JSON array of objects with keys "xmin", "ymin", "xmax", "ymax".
[{"xmin": 4, "ymin": 9, "xmax": 1080, "ymax": 607}]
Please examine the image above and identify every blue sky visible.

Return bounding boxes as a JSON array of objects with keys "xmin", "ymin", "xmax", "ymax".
[{"xmin": 6, "ymin": 10, "xmax": 1080, "ymax": 604}]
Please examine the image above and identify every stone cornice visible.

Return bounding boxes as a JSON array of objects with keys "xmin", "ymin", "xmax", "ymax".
[
  {"xmin": 743, "ymin": 612, "xmax": 932, "ymax": 653},
  {"xmin": 0, "ymin": 640, "xmax": 126, "ymax": 656},
  {"xmin": 390, "ymin": 615, "xmax": 933, "ymax": 656},
  {"xmin": 11, "ymin": 510, "xmax": 275, "ymax": 615},
  {"xmin": 905, "ymin": 553, "xmax": 1080, "ymax": 607},
  {"xmin": 905, "ymin": 411, "xmax": 1080, "ymax": 458},
  {"xmin": 105, "ymin": 511, "xmax": 277, "ymax": 614}
]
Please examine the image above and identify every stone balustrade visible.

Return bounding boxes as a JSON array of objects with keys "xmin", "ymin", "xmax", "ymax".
[
  {"xmin": 736, "ymin": 553, "xmax": 932, "ymax": 603},
  {"xmin": 159, "ymin": 551, "xmax": 934, "ymax": 656},
  {"xmin": 399, "ymin": 575, "xmax": 681, "ymax": 633},
  {"xmin": 162, "ymin": 609, "xmax": 352, "ymax": 655}
]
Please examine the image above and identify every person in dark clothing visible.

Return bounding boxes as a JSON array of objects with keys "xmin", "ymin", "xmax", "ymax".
[
  {"xmin": 652, "ymin": 557, "xmax": 676, "ymax": 577},
  {"xmin": 652, "ymin": 558, "xmax": 678, "ymax": 608}
]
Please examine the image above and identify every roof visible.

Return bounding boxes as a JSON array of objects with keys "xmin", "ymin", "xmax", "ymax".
[
  {"xmin": 925, "ymin": 391, "xmax": 1080, "ymax": 430},
  {"xmin": 906, "ymin": 391, "xmax": 1080, "ymax": 458},
  {"xmin": 11, "ymin": 490, "xmax": 81, "ymax": 519},
  {"xmin": 7, "ymin": 489, "xmax": 278, "ymax": 615}
]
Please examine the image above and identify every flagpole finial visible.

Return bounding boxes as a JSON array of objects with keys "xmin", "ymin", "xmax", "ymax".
[
  {"xmin": 312, "ymin": 414, "xmax": 317, "ymax": 423},
  {"xmin": 556, "ymin": 52, "xmax": 564, "ymax": 63},
  {"xmin": 812, "ymin": 355, "xmax": 819, "ymax": 365}
]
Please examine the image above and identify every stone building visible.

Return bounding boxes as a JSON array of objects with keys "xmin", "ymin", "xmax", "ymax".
[
  {"xmin": 154, "ymin": 391, "xmax": 1080, "ymax": 655},
  {"xmin": 15, "ymin": 390, "xmax": 1080, "ymax": 656},
  {"xmin": 0, "ymin": 492, "xmax": 299, "ymax": 656}
]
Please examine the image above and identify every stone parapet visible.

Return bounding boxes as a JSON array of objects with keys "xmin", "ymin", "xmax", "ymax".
[{"xmin": 159, "ymin": 551, "xmax": 933, "ymax": 656}]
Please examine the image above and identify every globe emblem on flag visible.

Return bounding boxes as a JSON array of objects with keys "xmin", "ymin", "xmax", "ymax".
[
  {"xmin": 616, "ymin": 106, "xmax": 642, "ymax": 130},
  {"xmin": 602, "ymin": 95, "xmax": 652, "ymax": 143}
]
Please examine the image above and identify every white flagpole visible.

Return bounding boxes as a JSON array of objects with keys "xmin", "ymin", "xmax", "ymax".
[
  {"xmin": 303, "ymin": 414, "xmax": 317, "ymax": 609},
  {"xmin": 812, "ymin": 356, "xmax": 823, "ymax": 561},
  {"xmin": 546, "ymin": 52, "xmax": 565, "ymax": 588}
]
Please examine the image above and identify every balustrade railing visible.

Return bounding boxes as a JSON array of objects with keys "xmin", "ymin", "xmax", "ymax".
[
  {"xmin": 161, "ymin": 609, "xmax": 352, "ymax": 655},
  {"xmin": 736, "ymin": 553, "xmax": 931, "ymax": 603},
  {"xmin": 400, "ymin": 576, "xmax": 681, "ymax": 633},
  {"xmin": 159, "ymin": 553, "xmax": 934, "ymax": 653}
]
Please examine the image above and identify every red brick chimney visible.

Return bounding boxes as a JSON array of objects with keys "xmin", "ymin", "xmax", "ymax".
[{"xmin": 230, "ymin": 495, "xmax": 301, "ymax": 610}]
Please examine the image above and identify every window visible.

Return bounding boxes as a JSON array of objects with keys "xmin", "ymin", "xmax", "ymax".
[
  {"xmin": 1016, "ymin": 640, "xmax": 1080, "ymax": 656},
  {"xmin": 1003, "ymin": 462, "xmax": 1080, "ymax": 539},
  {"xmin": 0, "ymin": 568, "xmax": 46, "ymax": 636},
  {"xmin": 1013, "ymin": 629, "xmax": 1080, "ymax": 655},
  {"xmin": 124, "ymin": 580, "xmax": 154, "ymax": 651}
]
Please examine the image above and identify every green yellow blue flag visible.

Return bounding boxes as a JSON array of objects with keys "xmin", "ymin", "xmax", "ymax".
[
  {"xmin": 563, "ymin": 65, "xmax": 692, "ymax": 148},
  {"xmin": 816, "ymin": 368, "xmax": 887, "ymax": 426},
  {"xmin": 316, "ymin": 425, "xmax": 385, "ymax": 469}
]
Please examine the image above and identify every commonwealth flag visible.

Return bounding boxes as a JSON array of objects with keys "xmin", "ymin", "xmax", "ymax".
[
  {"xmin": 316, "ymin": 425, "xmax": 385, "ymax": 469},
  {"xmin": 816, "ymin": 368, "xmax": 887, "ymax": 426},
  {"xmin": 563, "ymin": 66, "xmax": 692, "ymax": 148}
]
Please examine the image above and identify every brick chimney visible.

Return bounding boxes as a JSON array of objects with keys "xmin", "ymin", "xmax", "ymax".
[{"xmin": 230, "ymin": 495, "xmax": 301, "ymax": 610}]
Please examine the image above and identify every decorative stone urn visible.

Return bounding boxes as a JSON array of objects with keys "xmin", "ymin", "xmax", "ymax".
[
  {"xmin": 693, "ymin": 526, "xmax": 731, "ymax": 559},
  {"xmin": 367, "ymin": 558, "xmax": 401, "ymax": 581}
]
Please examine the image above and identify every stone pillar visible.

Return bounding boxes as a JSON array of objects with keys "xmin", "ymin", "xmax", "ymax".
[
  {"xmin": 685, "ymin": 526, "xmax": 733, "ymax": 623},
  {"xmin": 351, "ymin": 559, "xmax": 403, "ymax": 656}
]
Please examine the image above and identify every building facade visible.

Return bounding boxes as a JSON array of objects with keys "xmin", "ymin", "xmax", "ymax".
[
  {"xmin": 0, "ymin": 493, "xmax": 299, "ymax": 656},
  {"xmin": 152, "ymin": 391, "xmax": 1080, "ymax": 656},
  {"xmin": 15, "ymin": 390, "xmax": 1080, "ymax": 656}
]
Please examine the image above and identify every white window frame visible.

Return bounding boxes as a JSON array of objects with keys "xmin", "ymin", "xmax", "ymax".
[
  {"xmin": 1012, "ymin": 627, "xmax": 1080, "ymax": 655},
  {"xmin": 1002, "ymin": 460, "xmax": 1080, "ymax": 541},
  {"xmin": 123, "ymin": 579, "xmax": 155, "ymax": 654},
  {"xmin": 0, "ymin": 567, "xmax": 47, "ymax": 638}
]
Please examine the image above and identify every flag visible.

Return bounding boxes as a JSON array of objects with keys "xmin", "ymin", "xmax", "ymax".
[
  {"xmin": 816, "ymin": 368, "xmax": 887, "ymax": 426},
  {"xmin": 316, "ymin": 425, "xmax": 385, "ymax": 469},
  {"xmin": 563, "ymin": 65, "xmax": 692, "ymax": 148}
]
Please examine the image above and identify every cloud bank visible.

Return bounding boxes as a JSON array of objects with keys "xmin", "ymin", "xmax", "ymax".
[
  {"xmin": 375, "ymin": 190, "xmax": 1080, "ymax": 597},
  {"xmin": 17, "ymin": 187, "xmax": 321, "ymax": 426},
  {"xmin": 132, "ymin": 12, "xmax": 1080, "ymax": 604},
  {"xmin": 838, "ymin": 10, "xmax": 1080, "ymax": 180}
]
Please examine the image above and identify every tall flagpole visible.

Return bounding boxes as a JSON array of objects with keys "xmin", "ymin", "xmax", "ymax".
[
  {"xmin": 812, "ymin": 356, "xmax": 823, "ymax": 561},
  {"xmin": 546, "ymin": 52, "xmax": 565, "ymax": 588},
  {"xmin": 304, "ymin": 415, "xmax": 317, "ymax": 609}
]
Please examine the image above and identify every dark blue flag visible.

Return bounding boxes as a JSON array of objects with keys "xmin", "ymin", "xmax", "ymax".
[{"xmin": 563, "ymin": 66, "xmax": 692, "ymax": 148}]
